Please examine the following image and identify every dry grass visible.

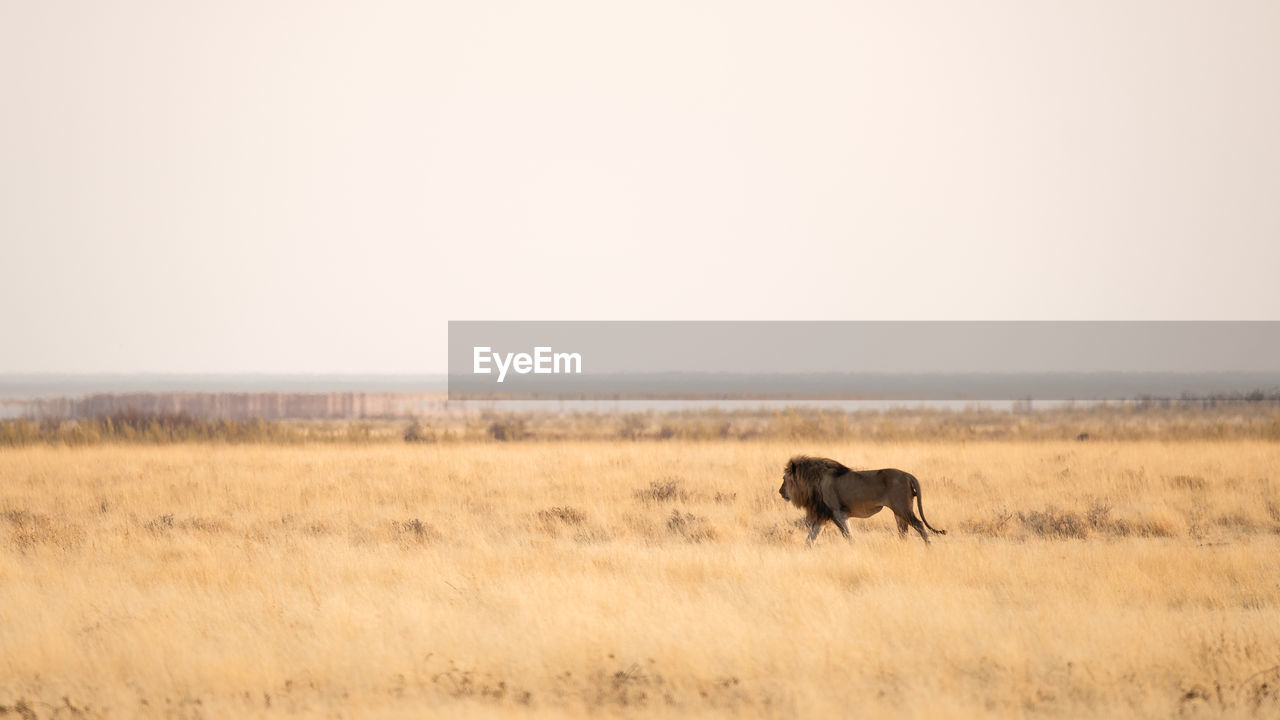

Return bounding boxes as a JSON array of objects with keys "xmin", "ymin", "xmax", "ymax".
[{"xmin": 1, "ymin": 440, "xmax": 1279, "ymax": 718}]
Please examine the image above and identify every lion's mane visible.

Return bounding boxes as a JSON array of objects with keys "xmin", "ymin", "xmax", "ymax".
[{"xmin": 785, "ymin": 455, "xmax": 852, "ymax": 524}]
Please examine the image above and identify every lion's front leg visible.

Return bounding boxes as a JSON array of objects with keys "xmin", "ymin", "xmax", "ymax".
[
  {"xmin": 830, "ymin": 510, "xmax": 852, "ymax": 538},
  {"xmin": 818, "ymin": 481, "xmax": 851, "ymax": 539},
  {"xmin": 805, "ymin": 521, "xmax": 823, "ymax": 545}
]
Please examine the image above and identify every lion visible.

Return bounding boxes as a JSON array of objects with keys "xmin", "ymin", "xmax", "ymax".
[{"xmin": 778, "ymin": 455, "xmax": 946, "ymax": 544}]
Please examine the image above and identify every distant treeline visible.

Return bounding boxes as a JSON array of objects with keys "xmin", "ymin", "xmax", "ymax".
[
  {"xmin": 10, "ymin": 388, "xmax": 1280, "ymax": 423},
  {"xmin": 12, "ymin": 392, "xmax": 443, "ymax": 421},
  {"xmin": 467, "ymin": 401, "xmax": 1280, "ymax": 443},
  {"xmin": 2, "ymin": 402, "xmax": 1279, "ymax": 446},
  {"xmin": 1131, "ymin": 389, "xmax": 1280, "ymax": 407},
  {"xmin": 0, "ymin": 411, "xmax": 369, "ymax": 446}
]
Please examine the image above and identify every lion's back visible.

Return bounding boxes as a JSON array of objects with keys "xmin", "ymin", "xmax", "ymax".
[{"xmin": 833, "ymin": 467, "xmax": 914, "ymax": 502}]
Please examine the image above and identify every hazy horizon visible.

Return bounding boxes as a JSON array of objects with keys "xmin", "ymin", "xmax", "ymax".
[{"xmin": 3, "ymin": 370, "xmax": 1279, "ymax": 404}]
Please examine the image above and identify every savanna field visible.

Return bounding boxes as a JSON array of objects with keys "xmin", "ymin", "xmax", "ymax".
[{"xmin": 2, "ymin": 430, "xmax": 1279, "ymax": 718}]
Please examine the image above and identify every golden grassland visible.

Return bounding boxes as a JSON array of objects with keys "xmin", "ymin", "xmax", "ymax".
[{"xmin": 2, "ymin": 439, "xmax": 1279, "ymax": 718}]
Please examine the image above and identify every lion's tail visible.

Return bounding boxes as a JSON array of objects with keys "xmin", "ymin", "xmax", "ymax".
[{"xmin": 910, "ymin": 475, "xmax": 946, "ymax": 536}]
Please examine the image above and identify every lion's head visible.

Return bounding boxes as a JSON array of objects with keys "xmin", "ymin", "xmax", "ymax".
[{"xmin": 779, "ymin": 455, "xmax": 840, "ymax": 510}]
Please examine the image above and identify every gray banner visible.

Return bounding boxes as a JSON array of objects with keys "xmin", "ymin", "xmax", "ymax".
[{"xmin": 448, "ymin": 321, "xmax": 1280, "ymax": 400}]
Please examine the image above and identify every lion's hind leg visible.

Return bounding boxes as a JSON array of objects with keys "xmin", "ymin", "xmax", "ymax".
[
  {"xmin": 905, "ymin": 514, "xmax": 930, "ymax": 543},
  {"xmin": 895, "ymin": 515, "xmax": 910, "ymax": 537},
  {"xmin": 906, "ymin": 515, "xmax": 926, "ymax": 538},
  {"xmin": 890, "ymin": 506, "xmax": 930, "ymax": 543}
]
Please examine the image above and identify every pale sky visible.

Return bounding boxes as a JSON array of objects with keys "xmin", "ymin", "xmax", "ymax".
[{"xmin": 2, "ymin": 1, "xmax": 1277, "ymax": 373}]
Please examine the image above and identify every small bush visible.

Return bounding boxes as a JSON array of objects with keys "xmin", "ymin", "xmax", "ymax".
[
  {"xmin": 962, "ymin": 509, "xmax": 1016, "ymax": 538},
  {"xmin": 537, "ymin": 506, "xmax": 586, "ymax": 526},
  {"xmin": 1085, "ymin": 500, "xmax": 1113, "ymax": 529},
  {"xmin": 666, "ymin": 510, "xmax": 717, "ymax": 543},
  {"xmin": 634, "ymin": 479, "xmax": 689, "ymax": 504},
  {"xmin": 403, "ymin": 421, "xmax": 436, "ymax": 443},
  {"xmin": 488, "ymin": 417, "xmax": 527, "ymax": 442},
  {"xmin": 1019, "ymin": 507, "xmax": 1090, "ymax": 539},
  {"xmin": 397, "ymin": 518, "xmax": 441, "ymax": 544},
  {"xmin": 144, "ymin": 514, "xmax": 176, "ymax": 533},
  {"xmin": 1108, "ymin": 516, "xmax": 1178, "ymax": 538},
  {"xmin": 5, "ymin": 510, "xmax": 85, "ymax": 551}
]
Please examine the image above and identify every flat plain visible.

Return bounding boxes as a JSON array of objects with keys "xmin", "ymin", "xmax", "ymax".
[{"xmin": 2, "ymin": 439, "xmax": 1278, "ymax": 718}]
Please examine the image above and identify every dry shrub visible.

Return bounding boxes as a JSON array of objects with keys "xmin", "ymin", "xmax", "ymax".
[
  {"xmin": 306, "ymin": 521, "xmax": 335, "ymax": 536},
  {"xmin": 1085, "ymin": 500, "xmax": 1113, "ymax": 529},
  {"xmin": 1017, "ymin": 500, "xmax": 1186, "ymax": 540},
  {"xmin": 962, "ymin": 508, "xmax": 1017, "ymax": 538},
  {"xmin": 1019, "ymin": 507, "xmax": 1090, "ymax": 539},
  {"xmin": 1073, "ymin": 500, "xmax": 1186, "ymax": 538},
  {"xmin": 572, "ymin": 662, "xmax": 674, "ymax": 709},
  {"xmin": 4, "ymin": 509, "xmax": 85, "ymax": 551},
  {"xmin": 1242, "ymin": 671, "xmax": 1280, "ymax": 715},
  {"xmin": 1212, "ymin": 511, "xmax": 1263, "ymax": 532},
  {"xmin": 142, "ymin": 514, "xmax": 229, "ymax": 534},
  {"xmin": 397, "ymin": 518, "xmax": 442, "ymax": 545},
  {"xmin": 487, "ymin": 417, "xmax": 526, "ymax": 442},
  {"xmin": 537, "ymin": 506, "xmax": 586, "ymax": 526},
  {"xmin": 403, "ymin": 421, "xmax": 436, "ymax": 443},
  {"xmin": 666, "ymin": 510, "xmax": 717, "ymax": 543},
  {"xmin": 542, "ymin": 660, "xmax": 752, "ymax": 711},
  {"xmin": 1009, "ymin": 501, "xmax": 1185, "ymax": 540},
  {"xmin": 144, "ymin": 513, "xmax": 176, "ymax": 533},
  {"xmin": 429, "ymin": 659, "xmax": 533, "ymax": 704},
  {"xmin": 537, "ymin": 506, "xmax": 589, "ymax": 537},
  {"xmin": 1106, "ymin": 508, "xmax": 1182, "ymax": 538},
  {"xmin": 634, "ymin": 478, "xmax": 689, "ymax": 504},
  {"xmin": 184, "ymin": 516, "xmax": 230, "ymax": 533}
]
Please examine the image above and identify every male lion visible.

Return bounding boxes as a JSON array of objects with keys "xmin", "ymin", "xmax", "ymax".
[{"xmin": 778, "ymin": 455, "xmax": 946, "ymax": 544}]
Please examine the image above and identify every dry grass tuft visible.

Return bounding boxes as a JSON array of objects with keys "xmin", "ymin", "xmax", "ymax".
[
  {"xmin": 634, "ymin": 478, "xmax": 689, "ymax": 504},
  {"xmin": 962, "ymin": 508, "xmax": 1018, "ymax": 537},
  {"xmin": 537, "ymin": 506, "xmax": 586, "ymax": 526},
  {"xmin": 398, "ymin": 518, "xmax": 442, "ymax": 544},
  {"xmin": 5, "ymin": 509, "xmax": 85, "ymax": 551},
  {"xmin": 665, "ymin": 510, "xmax": 717, "ymax": 543},
  {"xmin": 1019, "ymin": 507, "xmax": 1091, "ymax": 539}
]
